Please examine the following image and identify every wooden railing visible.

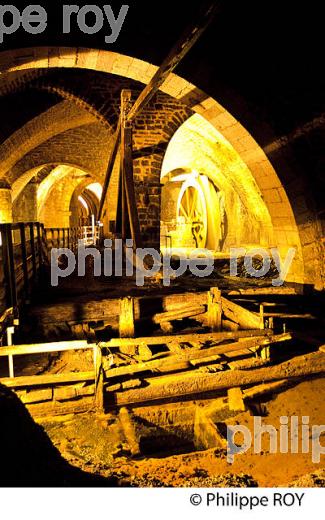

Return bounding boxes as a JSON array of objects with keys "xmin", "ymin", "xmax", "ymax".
[
  {"xmin": 43, "ymin": 227, "xmax": 79, "ymax": 254},
  {"xmin": 0, "ymin": 222, "xmax": 100, "ymax": 330},
  {"xmin": 0, "ymin": 222, "xmax": 44, "ymax": 316}
]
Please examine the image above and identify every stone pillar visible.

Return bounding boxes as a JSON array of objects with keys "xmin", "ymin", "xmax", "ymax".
[
  {"xmin": 0, "ymin": 187, "xmax": 13, "ymax": 223},
  {"xmin": 12, "ymin": 181, "xmax": 38, "ymax": 223}
]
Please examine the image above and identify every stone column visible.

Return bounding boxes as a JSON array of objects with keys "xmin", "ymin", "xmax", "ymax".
[{"xmin": 0, "ymin": 187, "xmax": 13, "ymax": 223}]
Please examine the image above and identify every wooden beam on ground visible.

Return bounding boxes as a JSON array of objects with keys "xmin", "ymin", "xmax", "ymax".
[
  {"xmin": 26, "ymin": 398, "xmax": 94, "ymax": 419},
  {"xmin": 120, "ymin": 89, "xmax": 142, "ymax": 247},
  {"xmin": 111, "ymin": 351, "xmax": 325, "ymax": 407},
  {"xmin": 104, "ymin": 332, "xmax": 288, "ymax": 379},
  {"xmin": 105, "ymin": 328, "xmax": 273, "ymax": 349},
  {"xmin": 0, "ymin": 371, "xmax": 95, "ymax": 389},
  {"xmin": 98, "ymin": 118, "xmax": 121, "ymax": 221},
  {"xmin": 153, "ymin": 305, "xmax": 206, "ymax": 324},
  {"xmin": 227, "ymin": 287, "xmax": 298, "ymax": 296},
  {"xmin": 221, "ymin": 296, "xmax": 261, "ymax": 329},
  {"xmin": 126, "ymin": 2, "xmax": 219, "ymax": 123}
]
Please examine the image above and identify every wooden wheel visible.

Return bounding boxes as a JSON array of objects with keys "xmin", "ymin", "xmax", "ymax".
[{"xmin": 177, "ymin": 176, "xmax": 208, "ymax": 248}]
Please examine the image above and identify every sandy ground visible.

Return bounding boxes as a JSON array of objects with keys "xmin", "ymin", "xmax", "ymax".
[{"xmin": 39, "ymin": 377, "xmax": 325, "ymax": 487}]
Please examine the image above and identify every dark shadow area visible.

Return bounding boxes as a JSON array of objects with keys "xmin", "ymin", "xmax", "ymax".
[{"xmin": 0, "ymin": 384, "xmax": 117, "ymax": 487}]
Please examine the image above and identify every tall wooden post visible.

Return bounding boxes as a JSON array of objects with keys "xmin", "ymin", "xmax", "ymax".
[
  {"xmin": 29, "ymin": 223, "xmax": 37, "ymax": 279},
  {"xmin": 121, "ymin": 167, "xmax": 128, "ymax": 242},
  {"xmin": 19, "ymin": 223, "xmax": 29, "ymax": 301},
  {"xmin": 119, "ymin": 296, "xmax": 136, "ymax": 355},
  {"xmin": 94, "ymin": 344, "xmax": 104, "ymax": 413},
  {"xmin": 120, "ymin": 90, "xmax": 142, "ymax": 249},
  {"xmin": 36, "ymin": 222, "xmax": 43, "ymax": 268},
  {"xmin": 207, "ymin": 287, "xmax": 222, "ymax": 331}
]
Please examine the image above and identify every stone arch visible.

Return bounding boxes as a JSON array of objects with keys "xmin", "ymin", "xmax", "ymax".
[
  {"xmin": 0, "ymin": 46, "xmax": 321, "ymax": 286},
  {"xmin": 36, "ymin": 165, "xmax": 98, "ymax": 228},
  {"xmin": 8, "ymin": 122, "xmax": 112, "ymax": 189},
  {"xmin": 0, "ymin": 101, "xmax": 96, "ymax": 181}
]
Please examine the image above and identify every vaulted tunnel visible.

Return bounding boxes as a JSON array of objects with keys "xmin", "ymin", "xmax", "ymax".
[
  {"xmin": 0, "ymin": 9, "xmax": 324, "ymax": 489},
  {"xmin": 0, "ymin": 50, "xmax": 322, "ymax": 287}
]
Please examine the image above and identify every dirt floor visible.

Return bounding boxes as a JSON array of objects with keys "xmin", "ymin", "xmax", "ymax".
[{"xmin": 38, "ymin": 377, "xmax": 325, "ymax": 487}]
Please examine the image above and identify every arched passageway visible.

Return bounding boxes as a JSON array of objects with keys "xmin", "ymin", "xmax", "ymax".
[{"xmin": 0, "ymin": 47, "xmax": 323, "ymax": 287}]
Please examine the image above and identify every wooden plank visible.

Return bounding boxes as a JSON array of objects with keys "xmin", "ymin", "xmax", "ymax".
[
  {"xmin": 106, "ymin": 328, "xmax": 273, "ymax": 348},
  {"xmin": 0, "ymin": 371, "xmax": 95, "ymax": 388},
  {"xmin": 126, "ymin": 2, "xmax": 219, "ymax": 122},
  {"xmin": 16, "ymin": 388, "xmax": 53, "ymax": 404},
  {"xmin": 54, "ymin": 383, "xmax": 95, "ymax": 402},
  {"xmin": 227, "ymin": 287, "xmax": 297, "ymax": 296},
  {"xmin": 153, "ymin": 305, "xmax": 205, "ymax": 324},
  {"xmin": 104, "ymin": 333, "xmax": 288, "ymax": 379},
  {"xmin": 0, "ymin": 340, "xmax": 95, "ymax": 357},
  {"xmin": 26, "ymin": 397, "xmax": 94, "ymax": 418},
  {"xmin": 221, "ymin": 296, "xmax": 261, "ymax": 329},
  {"xmin": 112, "ymin": 351, "xmax": 325, "ymax": 407}
]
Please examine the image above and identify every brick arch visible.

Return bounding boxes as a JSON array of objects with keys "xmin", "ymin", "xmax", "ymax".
[
  {"xmin": 0, "ymin": 100, "xmax": 96, "ymax": 183},
  {"xmin": 39, "ymin": 169, "xmax": 95, "ymax": 229},
  {"xmin": 9, "ymin": 122, "xmax": 112, "ymax": 189},
  {"xmin": 34, "ymin": 81, "xmax": 113, "ymax": 130},
  {"xmin": 0, "ymin": 47, "xmax": 321, "ymax": 286}
]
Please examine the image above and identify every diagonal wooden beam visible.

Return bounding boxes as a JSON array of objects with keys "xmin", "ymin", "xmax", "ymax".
[
  {"xmin": 98, "ymin": 118, "xmax": 121, "ymax": 221},
  {"xmin": 120, "ymin": 90, "xmax": 143, "ymax": 248},
  {"xmin": 126, "ymin": 1, "xmax": 219, "ymax": 123}
]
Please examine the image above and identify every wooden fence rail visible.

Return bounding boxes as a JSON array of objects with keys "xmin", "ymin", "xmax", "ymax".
[{"xmin": 0, "ymin": 222, "xmax": 91, "ymax": 326}]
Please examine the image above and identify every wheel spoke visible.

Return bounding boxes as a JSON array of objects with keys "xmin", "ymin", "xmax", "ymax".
[
  {"xmin": 189, "ymin": 190, "xmax": 198, "ymax": 218},
  {"xmin": 179, "ymin": 202, "xmax": 187, "ymax": 218}
]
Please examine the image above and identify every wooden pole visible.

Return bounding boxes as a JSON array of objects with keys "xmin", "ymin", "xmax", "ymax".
[
  {"xmin": 19, "ymin": 223, "xmax": 29, "ymax": 301},
  {"xmin": 29, "ymin": 223, "xmax": 37, "ymax": 279},
  {"xmin": 120, "ymin": 90, "xmax": 142, "ymax": 248},
  {"xmin": 94, "ymin": 344, "xmax": 104, "ymax": 412},
  {"xmin": 207, "ymin": 287, "xmax": 222, "ymax": 331},
  {"xmin": 98, "ymin": 119, "xmax": 121, "ymax": 221},
  {"xmin": 119, "ymin": 296, "xmax": 136, "ymax": 355},
  {"xmin": 112, "ymin": 351, "xmax": 325, "ymax": 407}
]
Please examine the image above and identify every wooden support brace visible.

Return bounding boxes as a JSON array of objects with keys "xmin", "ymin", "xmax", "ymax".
[
  {"xmin": 119, "ymin": 296, "xmax": 136, "ymax": 355},
  {"xmin": 227, "ymin": 387, "xmax": 246, "ymax": 412},
  {"xmin": 207, "ymin": 287, "xmax": 222, "ymax": 331},
  {"xmin": 94, "ymin": 344, "xmax": 104, "ymax": 413},
  {"xmin": 119, "ymin": 407, "xmax": 140, "ymax": 457}
]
